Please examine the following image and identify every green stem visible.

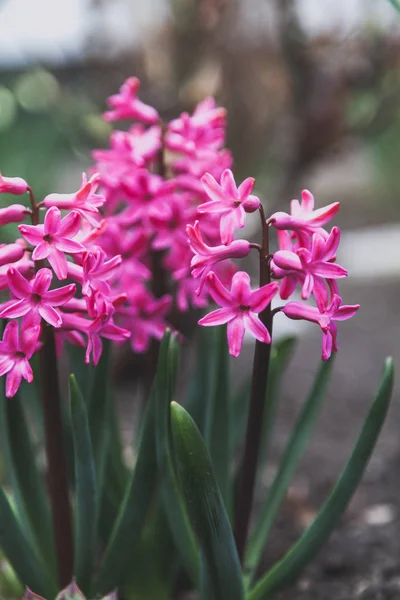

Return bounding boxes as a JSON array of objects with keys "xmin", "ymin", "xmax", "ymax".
[{"xmin": 233, "ymin": 204, "xmax": 273, "ymax": 563}]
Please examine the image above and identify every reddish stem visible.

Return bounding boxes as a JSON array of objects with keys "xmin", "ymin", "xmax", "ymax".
[{"xmin": 234, "ymin": 204, "xmax": 273, "ymax": 562}]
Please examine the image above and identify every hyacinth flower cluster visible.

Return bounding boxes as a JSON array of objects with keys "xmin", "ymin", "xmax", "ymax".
[
  {"xmin": 0, "ymin": 78, "xmax": 237, "ymax": 398},
  {"xmin": 187, "ymin": 173, "xmax": 360, "ymax": 360},
  {"xmin": 91, "ymin": 76, "xmax": 236, "ymax": 325}
]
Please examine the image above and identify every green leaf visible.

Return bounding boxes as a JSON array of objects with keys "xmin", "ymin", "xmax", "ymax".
[
  {"xmin": 203, "ymin": 326, "xmax": 232, "ymax": 511},
  {"xmin": 0, "ymin": 388, "xmax": 56, "ymax": 576},
  {"xmin": 171, "ymin": 401, "xmax": 244, "ymax": 600},
  {"xmin": 93, "ymin": 338, "xmax": 164, "ymax": 595},
  {"xmin": 245, "ymin": 356, "xmax": 334, "ymax": 586},
  {"xmin": 0, "ymin": 486, "xmax": 56, "ymax": 598},
  {"xmin": 258, "ymin": 336, "xmax": 297, "ymax": 469},
  {"xmin": 155, "ymin": 332, "xmax": 199, "ymax": 585},
  {"xmin": 70, "ymin": 376, "xmax": 97, "ymax": 595},
  {"xmin": 248, "ymin": 357, "xmax": 394, "ymax": 600},
  {"xmin": 184, "ymin": 326, "xmax": 215, "ymax": 431}
]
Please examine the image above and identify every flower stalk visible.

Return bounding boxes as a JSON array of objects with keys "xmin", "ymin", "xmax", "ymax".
[{"xmin": 234, "ymin": 204, "xmax": 273, "ymax": 562}]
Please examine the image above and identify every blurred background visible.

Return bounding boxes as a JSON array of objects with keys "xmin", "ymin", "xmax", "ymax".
[{"xmin": 0, "ymin": 0, "xmax": 400, "ymax": 596}]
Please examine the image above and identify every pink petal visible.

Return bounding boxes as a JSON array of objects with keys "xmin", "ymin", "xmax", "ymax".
[
  {"xmin": 227, "ymin": 317, "xmax": 245, "ymax": 358},
  {"xmin": 0, "ymin": 298, "xmax": 31, "ymax": 319},
  {"xmin": 230, "ymin": 271, "xmax": 251, "ymax": 305},
  {"xmin": 279, "ymin": 275, "xmax": 298, "ymax": 300},
  {"xmin": 250, "ymin": 281, "xmax": 279, "ymax": 313},
  {"xmin": 201, "ymin": 173, "xmax": 227, "ymax": 205},
  {"xmin": 198, "ymin": 307, "xmax": 234, "ymax": 326},
  {"xmin": 300, "ymin": 189, "xmax": 314, "ymax": 212},
  {"xmin": 58, "ymin": 210, "xmax": 82, "ymax": 238},
  {"xmin": 220, "ymin": 212, "xmax": 237, "ymax": 245},
  {"xmin": 18, "ymin": 224, "xmax": 44, "ymax": 245},
  {"xmin": 1, "ymin": 321, "xmax": 19, "ymax": 352},
  {"xmin": 205, "ymin": 272, "xmax": 231, "ymax": 307},
  {"xmin": 197, "ymin": 199, "xmax": 230, "ymax": 214},
  {"xmin": 321, "ymin": 330, "xmax": 333, "ymax": 361},
  {"xmin": 333, "ymin": 304, "xmax": 360, "ymax": 321},
  {"xmin": 32, "ymin": 268, "xmax": 53, "ymax": 295},
  {"xmin": 221, "ymin": 169, "xmax": 238, "ymax": 197},
  {"xmin": 0, "ymin": 243, "xmax": 25, "ymax": 268},
  {"xmin": 20, "ymin": 325, "xmax": 41, "ymax": 358},
  {"xmin": 0, "ymin": 356, "xmax": 14, "ymax": 377},
  {"xmin": 38, "ymin": 304, "xmax": 63, "ymax": 328},
  {"xmin": 32, "ymin": 241, "xmax": 51, "ymax": 261},
  {"xmin": 54, "ymin": 238, "xmax": 85, "ymax": 254},
  {"xmin": 7, "ymin": 267, "xmax": 32, "ymax": 298},
  {"xmin": 44, "ymin": 207, "xmax": 61, "ymax": 235},
  {"xmin": 322, "ymin": 227, "xmax": 340, "ymax": 261},
  {"xmin": 243, "ymin": 312, "xmax": 271, "ymax": 344},
  {"xmin": 301, "ymin": 273, "xmax": 314, "ymax": 300},
  {"xmin": 238, "ymin": 177, "xmax": 255, "ymax": 200},
  {"xmin": 273, "ymin": 250, "xmax": 302, "ymax": 272},
  {"xmin": 6, "ymin": 365, "xmax": 23, "ymax": 397},
  {"xmin": 282, "ymin": 301, "xmax": 322, "ymax": 324},
  {"xmin": 312, "ymin": 262, "xmax": 348, "ymax": 279},
  {"xmin": 47, "ymin": 248, "xmax": 68, "ymax": 280},
  {"xmin": 44, "ymin": 284, "xmax": 76, "ymax": 306}
]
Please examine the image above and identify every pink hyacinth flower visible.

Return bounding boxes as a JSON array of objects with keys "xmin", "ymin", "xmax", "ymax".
[
  {"xmin": 0, "ymin": 173, "xmax": 29, "ymax": 195},
  {"xmin": 198, "ymin": 169, "xmax": 261, "ymax": 244},
  {"xmin": 0, "ymin": 321, "xmax": 41, "ymax": 398},
  {"xmin": 272, "ymin": 226, "xmax": 347, "ymax": 301},
  {"xmin": 0, "ymin": 242, "xmax": 25, "ymax": 268},
  {"xmin": 19, "ymin": 207, "xmax": 84, "ymax": 280},
  {"xmin": 43, "ymin": 173, "xmax": 105, "ymax": 228},
  {"xmin": 0, "ymin": 267, "xmax": 76, "ymax": 328},
  {"xmin": 0, "ymin": 204, "xmax": 30, "ymax": 226},
  {"xmin": 269, "ymin": 189, "xmax": 340, "ymax": 234},
  {"xmin": 103, "ymin": 77, "xmax": 159, "ymax": 124},
  {"xmin": 282, "ymin": 294, "xmax": 360, "ymax": 360},
  {"xmin": 199, "ymin": 271, "xmax": 279, "ymax": 358},
  {"xmin": 81, "ymin": 247, "xmax": 122, "ymax": 297},
  {"xmin": 187, "ymin": 220, "xmax": 251, "ymax": 293}
]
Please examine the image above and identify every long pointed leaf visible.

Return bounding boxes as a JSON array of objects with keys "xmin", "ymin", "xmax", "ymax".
[
  {"xmin": 93, "ymin": 336, "xmax": 172, "ymax": 595},
  {"xmin": 248, "ymin": 357, "xmax": 394, "ymax": 600},
  {"xmin": 70, "ymin": 375, "xmax": 97, "ymax": 595},
  {"xmin": 245, "ymin": 356, "xmax": 334, "ymax": 586},
  {"xmin": 0, "ymin": 486, "xmax": 56, "ymax": 598},
  {"xmin": 203, "ymin": 326, "xmax": 232, "ymax": 511},
  {"xmin": 0, "ymin": 387, "xmax": 55, "ymax": 576},
  {"xmin": 155, "ymin": 332, "xmax": 199, "ymax": 585},
  {"xmin": 171, "ymin": 401, "xmax": 244, "ymax": 600}
]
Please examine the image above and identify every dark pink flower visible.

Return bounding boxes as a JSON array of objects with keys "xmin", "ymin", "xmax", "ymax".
[
  {"xmin": 199, "ymin": 271, "xmax": 279, "ymax": 358},
  {"xmin": 0, "ymin": 267, "xmax": 76, "ymax": 328},
  {"xmin": 0, "ymin": 242, "xmax": 25, "ymax": 268},
  {"xmin": 272, "ymin": 227, "xmax": 347, "ymax": 300},
  {"xmin": 166, "ymin": 97, "xmax": 226, "ymax": 156},
  {"xmin": 43, "ymin": 173, "xmax": 105, "ymax": 228},
  {"xmin": 0, "ymin": 173, "xmax": 28, "ymax": 195},
  {"xmin": 0, "ymin": 204, "xmax": 30, "ymax": 226},
  {"xmin": 269, "ymin": 189, "xmax": 340, "ymax": 234},
  {"xmin": 19, "ymin": 207, "xmax": 84, "ymax": 279},
  {"xmin": 0, "ymin": 321, "xmax": 41, "ymax": 397},
  {"xmin": 198, "ymin": 170, "xmax": 260, "ymax": 244},
  {"xmin": 187, "ymin": 220, "xmax": 251, "ymax": 292},
  {"xmin": 103, "ymin": 77, "xmax": 159, "ymax": 124},
  {"xmin": 282, "ymin": 294, "xmax": 360, "ymax": 360}
]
